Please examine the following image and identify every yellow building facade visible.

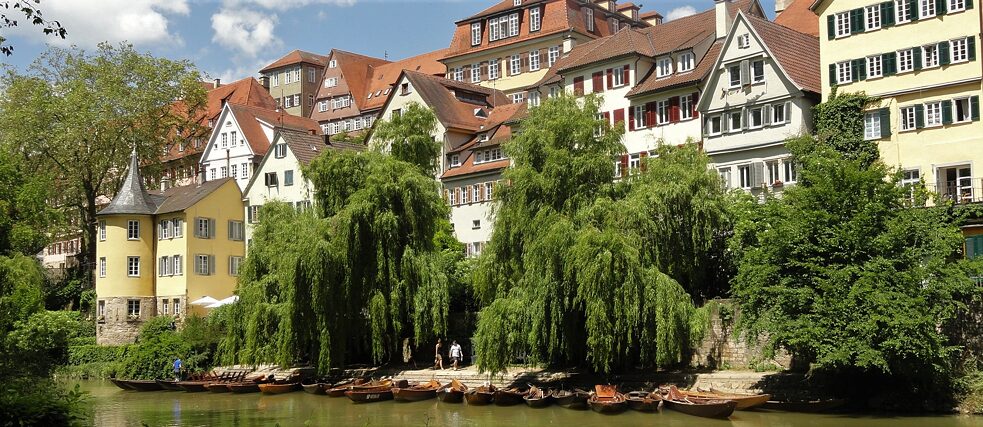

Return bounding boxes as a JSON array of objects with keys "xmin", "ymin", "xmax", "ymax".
[
  {"xmin": 96, "ymin": 152, "xmax": 245, "ymax": 345},
  {"xmin": 815, "ymin": 0, "xmax": 981, "ymax": 203}
]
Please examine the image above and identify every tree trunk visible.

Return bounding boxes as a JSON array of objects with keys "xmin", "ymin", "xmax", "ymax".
[{"xmin": 81, "ymin": 185, "xmax": 99, "ymax": 290}]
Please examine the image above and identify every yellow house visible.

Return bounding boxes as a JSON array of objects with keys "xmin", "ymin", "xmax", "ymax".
[
  {"xmin": 95, "ymin": 151, "xmax": 245, "ymax": 345},
  {"xmin": 813, "ymin": 0, "xmax": 981, "ymax": 203}
]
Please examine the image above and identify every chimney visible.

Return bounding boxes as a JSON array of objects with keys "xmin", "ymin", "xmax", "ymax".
[
  {"xmin": 562, "ymin": 35, "xmax": 577, "ymax": 53},
  {"xmin": 715, "ymin": 0, "xmax": 733, "ymax": 39},
  {"xmin": 259, "ymin": 76, "xmax": 270, "ymax": 90},
  {"xmin": 774, "ymin": 0, "xmax": 794, "ymax": 16},
  {"xmin": 213, "ymin": 78, "xmax": 221, "ymax": 89}
]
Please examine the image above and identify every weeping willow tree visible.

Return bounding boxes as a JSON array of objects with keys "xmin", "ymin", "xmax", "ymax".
[
  {"xmin": 220, "ymin": 106, "xmax": 454, "ymax": 372},
  {"xmin": 472, "ymin": 94, "xmax": 733, "ymax": 374}
]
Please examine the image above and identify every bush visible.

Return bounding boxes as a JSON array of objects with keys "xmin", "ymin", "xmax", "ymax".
[{"xmin": 0, "ymin": 378, "xmax": 89, "ymax": 426}]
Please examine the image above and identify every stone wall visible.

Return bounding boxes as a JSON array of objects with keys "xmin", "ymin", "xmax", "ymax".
[
  {"xmin": 689, "ymin": 299, "xmax": 791, "ymax": 370},
  {"xmin": 96, "ymin": 296, "xmax": 157, "ymax": 345}
]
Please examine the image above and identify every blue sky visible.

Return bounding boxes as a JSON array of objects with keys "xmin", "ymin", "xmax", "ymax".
[{"xmin": 1, "ymin": 0, "xmax": 776, "ymax": 82}]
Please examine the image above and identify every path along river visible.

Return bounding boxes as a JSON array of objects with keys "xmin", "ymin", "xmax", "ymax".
[{"xmin": 79, "ymin": 380, "xmax": 983, "ymax": 427}]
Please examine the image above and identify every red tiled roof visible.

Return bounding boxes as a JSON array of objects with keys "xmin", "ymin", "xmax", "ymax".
[
  {"xmin": 640, "ymin": 10, "xmax": 663, "ymax": 19},
  {"xmin": 260, "ymin": 50, "xmax": 330, "ymax": 73},
  {"xmin": 441, "ymin": 103, "xmax": 525, "ymax": 179},
  {"xmin": 361, "ymin": 49, "xmax": 448, "ymax": 112},
  {"xmin": 460, "ymin": 0, "xmax": 548, "ymax": 22},
  {"xmin": 556, "ymin": 27, "xmax": 657, "ymax": 71},
  {"xmin": 745, "ymin": 13, "xmax": 821, "ymax": 94},
  {"xmin": 627, "ymin": 41, "xmax": 722, "ymax": 97},
  {"xmin": 775, "ymin": 0, "xmax": 819, "ymax": 37},
  {"xmin": 442, "ymin": 158, "xmax": 510, "ymax": 179},
  {"xmin": 229, "ymin": 104, "xmax": 321, "ymax": 156},
  {"xmin": 401, "ymin": 70, "xmax": 510, "ymax": 132},
  {"xmin": 331, "ymin": 49, "xmax": 392, "ymax": 111}
]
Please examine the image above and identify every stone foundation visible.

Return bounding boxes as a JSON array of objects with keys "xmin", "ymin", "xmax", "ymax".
[
  {"xmin": 690, "ymin": 299, "xmax": 791, "ymax": 370},
  {"xmin": 96, "ymin": 296, "xmax": 157, "ymax": 345}
]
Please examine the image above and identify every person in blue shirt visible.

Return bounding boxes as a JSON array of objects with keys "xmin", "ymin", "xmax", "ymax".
[{"xmin": 173, "ymin": 358, "xmax": 183, "ymax": 381}]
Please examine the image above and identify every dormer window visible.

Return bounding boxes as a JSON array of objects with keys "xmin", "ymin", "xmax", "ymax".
[
  {"xmin": 586, "ymin": 8, "xmax": 594, "ymax": 32},
  {"xmin": 479, "ymin": 133, "xmax": 490, "ymax": 142},
  {"xmin": 530, "ymin": 6, "xmax": 541, "ymax": 32},
  {"xmin": 400, "ymin": 83, "xmax": 411, "ymax": 95},
  {"xmin": 656, "ymin": 57, "xmax": 673, "ymax": 77},
  {"xmin": 738, "ymin": 34, "xmax": 751, "ymax": 49},
  {"xmin": 471, "ymin": 22, "xmax": 482, "ymax": 46},
  {"xmin": 610, "ymin": 18, "xmax": 619, "ymax": 33},
  {"xmin": 450, "ymin": 154, "xmax": 460, "ymax": 167},
  {"xmin": 678, "ymin": 52, "xmax": 695, "ymax": 72},
  {"xmin": 513, "ymin": 0, "xmax": 521, "ymax": 5}
]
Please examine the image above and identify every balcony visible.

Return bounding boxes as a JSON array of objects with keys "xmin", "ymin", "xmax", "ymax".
[{"xmin": 936, "ymin": 179, "xmax": 983, "ymax": 205}]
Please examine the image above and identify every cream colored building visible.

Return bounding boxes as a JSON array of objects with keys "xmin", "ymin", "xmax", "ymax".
[{"xmin": 260, "ymin": 50, "xmax": 330, "ymax": 117}]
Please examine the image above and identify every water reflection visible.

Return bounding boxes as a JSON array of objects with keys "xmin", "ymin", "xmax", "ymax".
[{"xmin": 76, "ymin": 380, "xmax": 981, "ymax": 427}]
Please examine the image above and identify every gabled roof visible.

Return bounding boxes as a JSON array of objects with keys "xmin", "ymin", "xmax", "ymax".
[
  {"xmin": 280, "ymin": 127, "xmax": 365, "ymax": 167},
  {"xmin": 639, "ymin": 10, "xmax": 663, "ymax": 19},
  {"xmin": 227, "ymin": 104, "xmax": 322, "ymax": 156},
  {"xmin": 745, "ymin": 13, "xmax": 821, "ymax": 94},
  {"xmin": 361, "ymin": 49, "xmax": 448, "ymax": 112},
  {"xmin": 774, "ymin": 0, "xmax": 819, "ymax": 37},
  {"xmin": 260, "ymin": 50, "xmax": 330, "ymax": 73},
  {"xmin": 156, "ymin": 178, "xmax": 236, "ymax": 214},
  {"xmin": 459, "ymin": 0, "xmax": 549, "ymax": 23},
  {"xmin": 399, "ymin": 70, "xmax": 510, "ymax": 132},
  {"xmin": 331, "ymin": 49, "xmax": 392, "ymax": 111},
  {"xmin": 556, "ymin": 27, "xmax": 657, "ymax": 72},
  {"xmin": 627, "ymin": 41, "xmax": 722, "ymax": 97},
  {"xmin": 441, "ymin": 103, "xmax": 526, "ymax": 180},
  {"xmin": 99, "ymin": 150, "xmax": 159, "ymax": 215}
]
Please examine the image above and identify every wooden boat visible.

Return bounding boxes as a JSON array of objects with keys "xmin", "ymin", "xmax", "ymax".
[
  {"xmin": 588, "ymin": 385, "xmax": 628, "ymax": 414},
  {"xmin": 626, "ymin": 390, "xmax": 663, "ymax": 412},
  {"xmin": 523, "ymin": 385, "xmax": 551, "ymax": 408},
  {"xmin": 258, "ymin": 382, "xmax": 300, "ymax": 394},
  {"xmin": 760, "ymin": 398, "xmax": 846, "ymax": 413},
  {"xmin": 205, "ymin": 383, "xmax": 231, "ymax": 393},
  {"xmin": 121, "ymin": 380, "xmax": 163, "ymax": 392},
  {"xmin": 156, "ymin": 380, "xmax": 184, "ymax": 391},
  {"xmin": 176, "ymin": 381, "xmax": 209, "ymax": 392},
  {"xmin": 301, "ymin": 382, "xmax": 327, "ymax": 395},
  {"xmin": 682, "ymin": 389, "xmax": 771, "ymax": 410},
  {"xmin": 551, "ymin": 389, "xmax": 589, "ymax": 410},
  {"xmin": 493, "ymin": 387, "xmax": 527, "ymax": 406},
  {"xmin": 110, "ymin": 378, "xmax": 135, "ymax": 390},
  {"xmin": 663, "ymin": 385, "xmax": 737, "ymax": 419},
  {"xmin": 345, "ymin": 386, "xmax": 394, "ymax": 403},
  {"xmin": 437, "ymin": 380, "xmax": 468, "ymax": 403},
  {"xmin": 464, "ymin": 384, "xmax": 497, "ymax": 405},
  {"xmin": 393, "ymin": 379, "xmax": 442, "ymax": 402},
  {"xmin": 228, "ymin": 382, "xmax": 261, "ymax": 393},
  {"xmin": 325, "ymin": 378, "xmax": 370, "ymax": 397}
]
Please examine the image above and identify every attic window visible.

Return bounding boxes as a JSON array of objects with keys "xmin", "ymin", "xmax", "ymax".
[
  {"xmin": 400, "ymin": 83, "xmax": 411, "ymax": 95},
  {"xmin": 479, "ymin": 133, "xmax": 490, "ymax": 142},
  {"xmin": 376, "ymin": 90, "xmax": 382, "ymax": 96},
  {"xmin": 474, "ymin": 108, "xmax": 488, "ymax": 118},
  {"xmin": 513, "ymin": 0, "xmax": 521, "ymax": 5},
  {"xmin": 738, "ymin": 34, "xmax": 750, "ymax": 49},
  {"xmin": 384, "ymin": 88, "xmax": 391, "ymax": 95},
  {"xmin": 367, "ymin": 93, "xmax": 373, "ymax": 99},
  {"xmin": 225, "ymin": 121, "xmax": 232, "ymax": 127}
]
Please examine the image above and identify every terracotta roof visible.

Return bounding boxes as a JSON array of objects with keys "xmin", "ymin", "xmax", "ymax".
[
  {"xmin": 617, "ymin": 2, "xmax": 639, "ymax": 11},
  {"xmin": 331, "ymin": 49, "xmax": 392, "ymax": 111},
  {"xmin": 361, "ymin": 49, "xmax": 448, "ymax": 112},
  {"xmin": 442, "ymin": 158, "xmax": 510, "ymax": 179},
  {"xmin": 440, "ymin": 103, "xmax": 526, "ymax": 179},
  {"xmin": 260, "ymin": 50, "xmax": 330, "ymax": 73},
  {"xmin": 460, "ymin": 0, "xmax": 549, "ymax": 22},
  {"xmin": 99, "ymin": 150, "xmax": 158, "ymax": 216},
  {"xmin": 639, "ymin": 10, "xmax": 663, "ymax": 19},
  {"xmin": 745, "ymin": 13, "xmax": 821, "ymax": 94},
  {"xmin": 401, "ymin": 70, "xmax": 510, "ymax": 132},
  {"xmin": 556, "ymin": 27, "xmax": 657, "ymax": 72},
  {"xmin": 774, "ymin": 0, "xmax": 819, "ymax": 37},
  {"xmin": 228, "ymin": 104, "xmax": 322, "ymax": 156},
  {"xmin": 156, "ymin": 178, "xmax": 236, "ymax": 214},
  {"xmin": 627, "ymin": 41, "xmax": 722, "ymax": 97}
]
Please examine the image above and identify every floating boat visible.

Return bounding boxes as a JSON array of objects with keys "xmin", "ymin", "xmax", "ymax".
[
  {"xmin": 176, "ymin": 381, "xmax": 210, "ymax": 392},
  {"xmin": 464, "ymin": 384, "xmax": 497, "ymax": 406},
  {"xmin": 523, "ymin": 385, "xmax": 551, "ymax": 408},
  {"xmin": 760, "ymin": 398, "xmax": 846, "ymax": 413},
  {"xmin": 345, "ymin": 386, "xmax": 394, "ymax": 403},
  {"xmin": 110, "ymin": 378, "xmax": 135, "ymax": 390},
  {"xmin": 120, "ymin": 380, "xmax": 163, "ymax": 392},
  {"xmin": 393, "ymin": 379, "xmax": 442, "ymax": 402},
  {"xmin": 683, "ymin": 389, "xmax": 771, "ymax": 410},
  {"xmin": 663, "ymin": 385, "xmax": 737, "ymax": 419},
  {"xmin": 156, "ymin": 380, "xmax": 184, "ymax": 391},
  {"xmin": 626, "ymin": 390, "xmax": 663, "ymax": 412},
  {"xmin": 551, "ymin": 389, "xmax": 589, "ymax": 410},
  {"xmin": 228, "ymin": 382, "xmax": 261, "ymax": 393},
  {"xmin": 205, "ymin": 383, "xmax": 232, "ymax": 393},
  {"xmin": 325, "ymin": 378, "xmax": 371, "ymax": 397},
  {"xmin": 588, "ymin": 385, "xmax": 628, "ymax": 414},
  {"xmin": 437, "ymin": 380, "xmax": 469, "ymax": 403},
  {"xmin": 302, "ymin": 382, "xmax": 327, "ymax": 395},
  {"xmin": 493, "ymin": 387, "xmax": 527, "ymax": 406},
  {"xmin": 258, "ymin": 382, "xmax": 300, "ymax": 394}
]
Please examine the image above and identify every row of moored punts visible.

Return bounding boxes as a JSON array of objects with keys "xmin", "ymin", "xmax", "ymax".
[{"xmin": 111, "ymin": 375, "xmax": 845, "ymax": 419}]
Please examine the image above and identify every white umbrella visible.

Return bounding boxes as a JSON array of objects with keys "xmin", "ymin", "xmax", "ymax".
[
  {"xmin": 205, "ymin": 295, "xmax": 239, "ymax": 308},
  {"xmin": 190, "ymin": 296, "xmax": 219, "ymax": 306}
]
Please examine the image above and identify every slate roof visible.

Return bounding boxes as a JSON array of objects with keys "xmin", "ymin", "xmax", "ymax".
[
  {"xmin": 260, "ymin": 50, "xmax": 330, "ymax": 73},
  {"xmin": 99, "ymin": 150, "xmax": 159, "ymax": 215},
  {"xmin": 745, "ymin": 13, "xmax": 821, "ymax": 94},
  {"xmin": 775, "ymin": 0, "xmax": 819, "ymax": 37}
]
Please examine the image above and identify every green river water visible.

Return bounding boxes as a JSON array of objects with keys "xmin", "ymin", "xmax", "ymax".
[{"xmin": 79, "ymin": 380, "xmax": 983, "ymax": 427}]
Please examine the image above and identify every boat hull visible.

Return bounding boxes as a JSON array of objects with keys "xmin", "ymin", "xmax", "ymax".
[
  {"xmin": 258, "ymin": 383, "xmax": 300, "ymax": 395},
  {"xmin": 589, "ymin": 400, "xmax": 628, "ymax": 414},
  {"xmin": 493, "ymin": 390, "xmax": 525, "ymax": 406},
  {"xmin": 110, "ymin": 378, "xmax": 134, "ymax": 390},
  {"xmin": 176, "ymin": 381, "xmax": 209, "ymax": 392},
  {"xmin": 393, "ymin": 388, "xmax": 438, "ymax": 402},
  {"xmin": 627, "ymin": 398, "xmax": 662, "ymax": 412},
  {"xmin": 123, "ymin": 380, "xmax": 163, "ymax": 392},
  {"xmin": 686, "ymin": 390, "xmax": 771, "ymax": 410},
  {"xmin": 302, "ymin": 383, "xmax": 327, "ymax": 395},
  {"xmin": 524, "ymin": 396, "xmax": 552, "ymax": 408},
  {"xmin": 760, "ymin": 399, "xmax": 845, "ymax": 413},
  {"xmin": 206, "ymin": 383, "xmax": 231, "ymax": 393},
  {"xmin": 345, "ymin": 388, "xmax": 394, "ymax": 404},
  {"xmin": 464, "ymin": 391, "xmax": 495, "ymax": 405},
  {"xmin": 437, "ymin": 389, "xmax": 464, "ymax": 403},
  {"xmin": 664, "ymin": 399, "xmax": 737, "ymax": 419},
  {"xmin": 552, "ymin": 391, "xmax": 589, "ymax": 410},
  {"xmin": 156, "ymin": 380, "xmax": 184, "ymax": 391},
  {"xmin": 228, "ymin": 383, "xmax": 260, "ymax": 393}
]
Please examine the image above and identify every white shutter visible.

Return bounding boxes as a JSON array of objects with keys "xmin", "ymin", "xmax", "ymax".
[
  {"xmin": 740, "ymin": 60, "xmax": 750, "ymax": 85},
  {"xmin": 784, "ymin": 101, "xmax": 792, "ymax": 123},
  {"xmin": 209, "ymin": 219, "xmax": 216, "ymax": 239},
  {"xmin": 209, "ymin": 255, "xmax": 216, "ymax": 275},
  {"xmin": 763, "ymin": 105, "xmax": 773, "ymax": 126}
]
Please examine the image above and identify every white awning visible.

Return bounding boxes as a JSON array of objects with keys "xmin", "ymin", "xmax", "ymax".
[
  {"xmin": 205, "ymin": 295, "xmax": 240, "ymax": 308},
  {"xmin": 190, "ymin": 296, "xmax": 219, "ymax": 306}
]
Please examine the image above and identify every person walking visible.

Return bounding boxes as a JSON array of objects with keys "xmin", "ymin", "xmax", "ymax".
[
  {"xmin": 172, "ymin": 357, "xmax": 183, "ymax": 381},
  {"xmin": 450, "ymin": 340, "xmax": 463, "ymax": 371},
  {"xmin": 434, "ymin": 339, "xmax": 444, "ymax": 370}
]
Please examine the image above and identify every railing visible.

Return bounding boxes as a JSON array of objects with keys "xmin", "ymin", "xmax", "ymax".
[{"xmin": 937, "ymin": 180, "xmax": 983, "ymax": 204}]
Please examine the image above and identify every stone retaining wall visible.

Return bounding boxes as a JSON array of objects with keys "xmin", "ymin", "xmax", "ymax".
[
  {"xmin": 690, "ymin": 299, "xmax": 791, "ymax": 370},
  {"xmin": 96, "ymin": 296, "xmax": 156, "ymax": 345}
]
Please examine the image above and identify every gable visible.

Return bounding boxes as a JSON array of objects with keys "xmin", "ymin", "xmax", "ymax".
[
  {"xmin": 242, "ymin": 134, "xmax": 299, "ymax": 199},
  {"xmin": 199, "ymin": 106, "xmax": 253, "ymax": 164}
]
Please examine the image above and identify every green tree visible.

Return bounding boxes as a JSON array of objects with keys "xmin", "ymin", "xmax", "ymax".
[
  {"xmin": 813, "ymin": 89, "xmax": 879, "ymax": 168},
  {"xmin": 370, "ymin": 102, "xmax": 440, "ymax": 173},
  {"xmin": 471, "ymin": 95, "xmax": 731, "ymax": 374},
  {"xmin": 221, "ymin": 107, "xmax": 454, "ymax": 371},
  {"xmin": 0, "ymin": 0, "xmax": 67, "ymax": 56},
  {"xmin": 730, "ymin": 135, "xmax": 978, "ymax": 393},
  {"xmin": 0, "ymin": 43, "xmax": 206, "ymax": 288},
  {"xmin": 0, "ymin": 147, "xmax": 58, "ymax": 256}
]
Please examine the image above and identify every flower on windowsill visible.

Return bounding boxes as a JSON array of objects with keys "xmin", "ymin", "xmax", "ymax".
[{"xmin": 772, "ymin": 180, "xmax": 784, "ymax": 187}]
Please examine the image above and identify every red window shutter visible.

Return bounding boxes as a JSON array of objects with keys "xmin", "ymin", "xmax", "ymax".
[
  {"xmin": 669, "ymin": 96, "xmax": 680, "ymax": 123},
  {"xmin": 520, "ymin": 53, "xmax": 528, "ymax": 72},
  {"xmin": 574, "ymin": 76, "xmax": 584, "ymax": 95},
  {"xmin": 613, "ymin": 108, "xmax": 625, "ymax": 130},
  {"xmin": 592, "ymin": 72, "xmax": 603, "ymax": 93},
  {"xmin": 620, "ymin": 155, "xmax": 629, "ymax": 173},
  {"xmin": 603, "ymin": 111, "xmax": 611, "ymax": 124},
  {"xmin": 692, "ymin": 92, "xmax": 700, "ymax": 118},
  {"xmin": 606, "ymin": 68, "xmax": 613, "ymax": 89},
  {"xmin": 622, "ymin": 65, "xmax": 630, "ymax": 85},
  {"xmin": 639, "ymin": 151, "xmax": 648, "ymax": 171},
  {"xmin": 645, "ymin": 102, "xmax": 657, "ymax": 126},
  {"xmin": 628, "ymin": 105, "xmax": 635, "ymax": 131}
]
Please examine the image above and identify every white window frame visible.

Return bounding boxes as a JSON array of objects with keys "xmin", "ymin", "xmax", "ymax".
[
  {"xmin": 99, "ymin": 220, "xmax": 106, "ymax": 241},
  {"xmin": 864, "ymin": 111, "xmax": 882, "ymax": 140},
  {"xmin": 707, "ymin": 116, "xmax": 723, "ymax": 135},
  {"xmin": 548, "ymin": 46, "xmax": 560, "ymax": 67},
  {"xmin": 484, "ymin": 182, "xmax": 494, "ymax": 200},
  {"xmin": 678, "ymin": 52, "xmax": 694, "ymax": 72},
  {"xmin": 865, "ymin": 5, "xmax": 881, "ymax": 31},
  {"xmin": 229, "ymin": 256, "xmax": 242, "ymax": 276},
  {"xmin": 898, "ymin": 49, "xmax": 914, "ymax": 72},
  {"xmin": 325, "ymin": 77, "xmax": 338, "ymax": 88},
  {"xmin": 633, "ymin": 105, "xmax": 646, "ymax": 129},
  {"xmin": 99, "ymin": 257, "xmax": 106, "ymax": 278},
  {"xmin": 783, "ymin": 160, "xmax": 798, "ymax": 183},
  {"xmin": 748, "ymin": 107, "xmax": 764, "ymax": 129},
  {"xmin": 656, "ymin": 57, "xmax": 673, "ymax": 78},
  {"xmin": 924, "ymin": 101, "xmax": 943, "ymax": 127},
  {"xmin": 919, "ymin": 0, "xmax": 936, "ymax": 19},
  {"xmin": 528, "ymin": 90, "xmax": 541, "ymax": 107},
  {"xmin": 836, "ymin": 61, "xmax": 852, "ymax": 84},
  {"xmin": 900, "ymin": 106, "xmax": 918, "ymax": 131},
  {"xmin": 471, "ymin": 63, "xmax": 481, "ymax": 83},
  {"xmin": 896, "ymin": 0, "xmax": 911, "ymax": 23},
  {"xmin": 728, "ymin": 64, "xmax": 741, "ymax": 87},
  {"xmin": 530, "ymin": 6, "xmax": 541, "ymax": 31},
  {"xmin": 657, "ymin": 100, "xmax": 670, "ymax": 124},
  {"xmin": 471, "ymin": 22, "xmax": 482, "ymax": 46},
  {"xmin": 529, "ymin": 51, "xmax": 540, "ymax": 71},
  {"xmin": 127, "ymin": 220, "xmax": 140, "ymax": 240},
  {"xmin": 127, "ymin": 299, "xmax": 140, "ymax": 317},
  {"xmin": 489, "ymin": 61, "xmax": 500, "ymax": 80},
  {"xmin": 511, "ymin": 93, "xmax": 524, "ymax": 104},
  {"xmin": 586, "ymin": 8, "xmax": 594, "ymax": 32},
  {"xmin": 954, "ymin": 98, "xmax": 973, "ymax": 123},
  {"xmin": 835, "ymin": 12, "xmax": 851, "ymax": 38},
  {"xmin": 867, "ymin": 55, "xmax": 883, "ymax": 78},
  {"xmin": 510, "ymin": 54, "xmax": 521, "ymax": 76},
  {"xmin": 951, "ymin": 38, "xmax": 969, "ymax": 63},
  {"xmin": 173, "ymin": 255, "xmax": 182, "ymax": 276},
  {"xmin": 751, "ymin": 60, "xmax": 765, "ymax": 83},
  {"xmin": 922, "ymin": 44, "xmax": 939, "ymax": 69},
  {"xmin": 508, "ymin": 12, "xmax": 519, "ymax": 37},
  {"xmin": 729, "ymin": 110, "xmax": 743, "ymax": 131},
  {"xmin": 127, "ymin": 256, "xmax": 140, "ymax": 277},
  {"xmin": 949, "ymin": 0, "xmax": 967, "ymax": 12},
  {"xmin": 772, "ymin": 102, "xmax": 787, "ymax": 124},
  {"xmin": 738, "ymin": 165, "xmax": 752, "ymax": 189},
  {"xmin": 680, "ymin": 95, "xmax": 693, "ymax": 120}
]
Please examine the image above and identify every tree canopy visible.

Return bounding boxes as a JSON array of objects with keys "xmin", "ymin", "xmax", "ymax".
[
  {"xmin": 0, "ymin": 0, "xmax": 67, "ymax": 56},
  {"xmin": 471, "ymin": 95, "xmax": 733, "ymax": 374}
]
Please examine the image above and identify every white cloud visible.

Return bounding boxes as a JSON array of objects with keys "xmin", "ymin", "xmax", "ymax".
[
  {"xmin": 665, "ymin": 6, "xmax": 698, "ymax": 21},
  {"xmin": 208, "ymin": 58, "xmax": 275, "ymax": 83},
  {"xmin": 7, "ymin": 0, "xmax": 189, "ymax": 47},
  {"xmin": 211, "ymin": 8, "xmax": 280, "ymax": 58},
  {"xmin": 225, "ymin": 0, "xmax": 356, "ymax": 8}
]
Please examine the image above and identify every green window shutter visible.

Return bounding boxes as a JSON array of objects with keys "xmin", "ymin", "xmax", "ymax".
[
  {"xmin": 853, "ymin": 58, "xmax": 867, "ymax": 80},
  {"xmin": 969, "ymin": 36, "xmax": 977, "ymax": 61},
  {"xmin": 827, "ymin": 14, "xmax": 836, "ymax": 39},
  {"xmin": 914, "ymin": 48, "xmax": 923, "ymax": 70},
  {"xmin": 968, "ymin": 0, "xmax": 974, "ymax": 10},
  {"xmin": 879, "ymin": 108, "xmax": 892, "ymax": 138},
  {"xmin": 971, "ymin": 96, "xmax": 980, "ymax": 121},
  {"xmin": 829, "ymin": 63, "xmax": 837, "ymax": 86},
  {"xmin": 936, "ymin": 0, "xmax": 947, "ymax": 14},
  {"xmin": 850, "ymin": 9, "xmax": 863, "ymax": 33},
  {"xmin": 968, "ymin": 238, "xmax": 976, "ymax": 259},
  {"xmin": 939, "ymin": 42, "xmax": 951, "ymax": 65},
  {"xmin": 882, "ymin": 2, "xmax": 896, "ymax": 26},
  {"xmin": 915, "ymin": 104, "xmax": 925, "ymax": 128},
  {"xmin": 883, "ymin": 52, "xmax": 897, "ymax": 75},
  {"xmin": 942, "ymin": 100, "xmax": 953, "ymax": 124},
  {"xmin": 909, "ymin": 0, "xmax": 919, "ymax": 20}
]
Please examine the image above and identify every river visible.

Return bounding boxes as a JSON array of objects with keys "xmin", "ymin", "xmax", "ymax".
[{"xmin": 78, "ymin": 380, "xmax": 983, "ymax": 426}]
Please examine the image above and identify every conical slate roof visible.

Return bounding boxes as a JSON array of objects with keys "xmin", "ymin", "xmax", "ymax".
[{"xmin": 97, "ymin": 150, "xmax": 159, "ymax": 216}]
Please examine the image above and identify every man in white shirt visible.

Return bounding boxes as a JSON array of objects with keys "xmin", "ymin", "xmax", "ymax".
[{"xmin": 450, "ymin": 340, "xmax": 463, "ymax": 371}]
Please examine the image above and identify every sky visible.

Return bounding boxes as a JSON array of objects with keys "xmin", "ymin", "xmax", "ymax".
[{"xmin": 1, "ymin": 0, "xmax": 777, "ymax": 83}]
